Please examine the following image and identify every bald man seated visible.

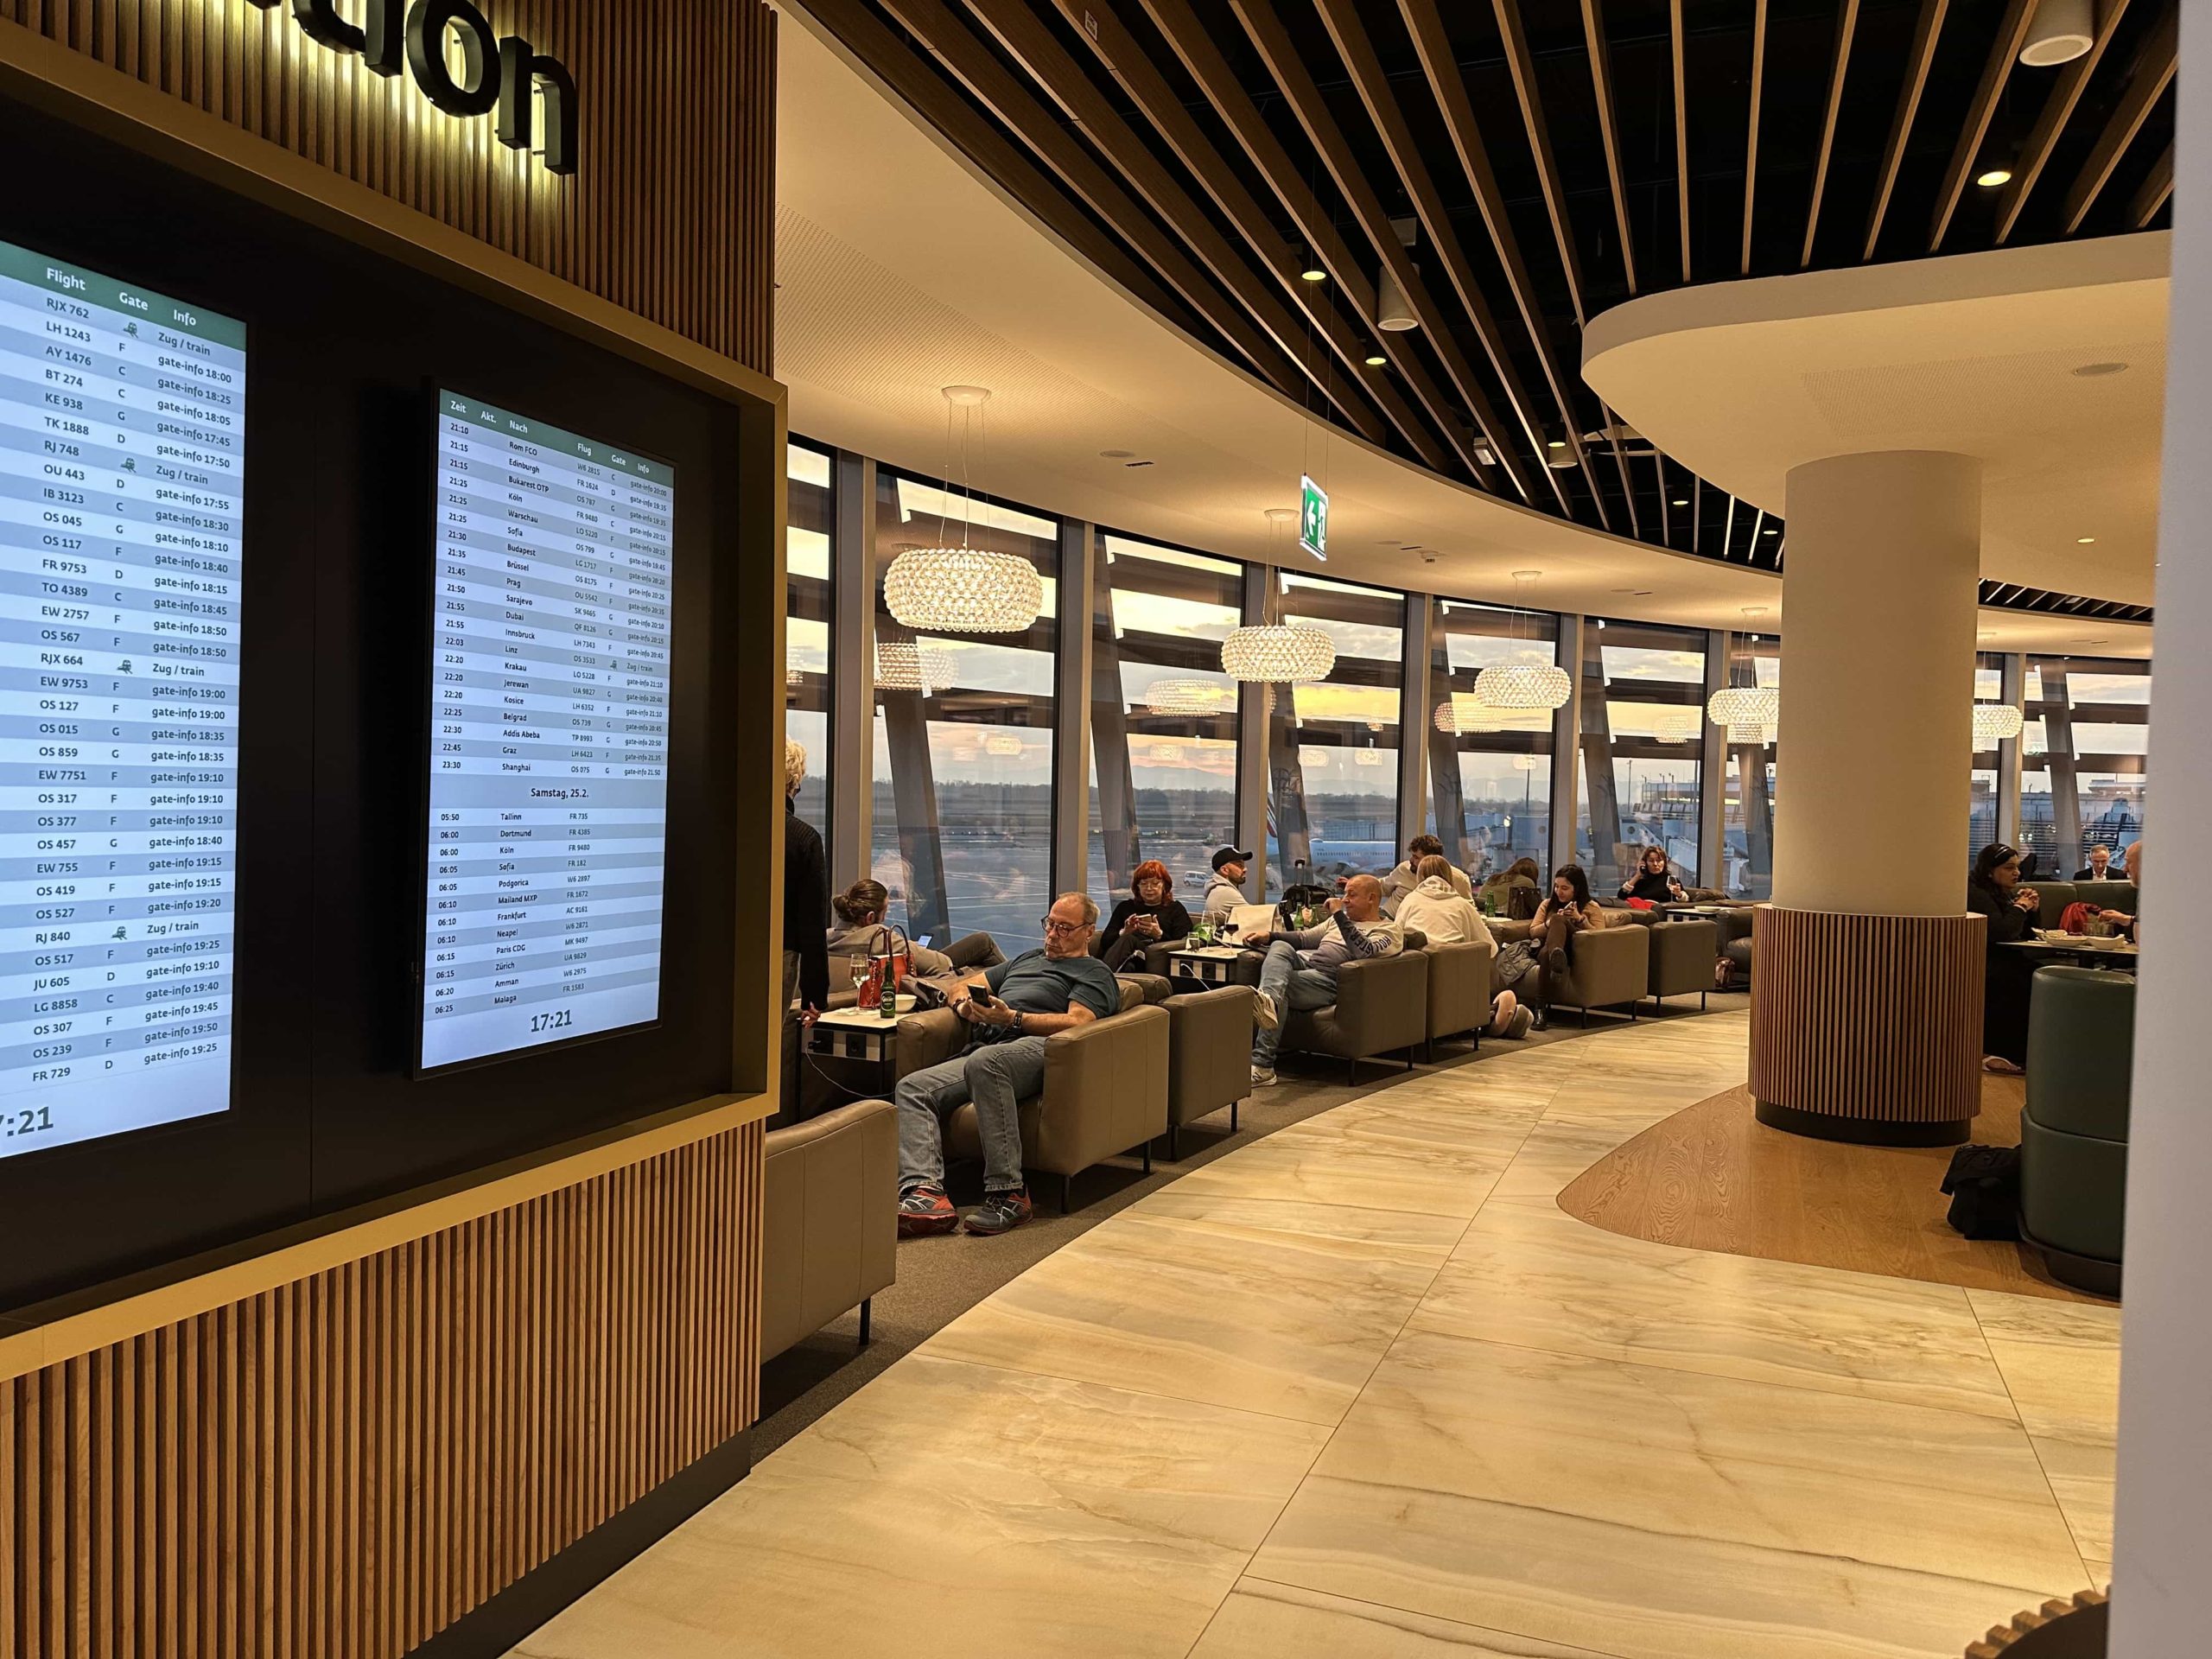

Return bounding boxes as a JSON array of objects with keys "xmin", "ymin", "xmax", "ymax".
[{"xmin": 1242, "ymin": 873, "xmax": 1404, "ymax": 1086}]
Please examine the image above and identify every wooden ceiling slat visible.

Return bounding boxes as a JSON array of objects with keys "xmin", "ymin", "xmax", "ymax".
[
  {"xmin": 806, "ymin": 0, "xmax": 1310, "ymax": 403},
  {"xmin": 1669, "ymin": 0, "xmax": 1691, "ymax": 285},
  {"xmin": 1134, "ymin": 0, "xmax": 1495, "ymax": 487},
  {"xmin": 1313, "ymin": 0, "xmax": 1586, "ymax": 518},
  {"xmin": 2062, "ymin": 7, "xmax": 2180, "ymax": 233},
  {"xmin": 1742, "ymin": 0, "xmax": 1767, "ymax": 276},
  {"xmin": 1036, "ymin": 0, "xmax": 1457, "ymax": 474},
  {"xmin": 1801, "ymin": 0, "xmax": 1860, "ymax": 268},
  {"xmin": 1397, "ymin": 0, "xmax": 1613, "ymax": 532},
  {"xmin": 2129, "ymin": 141, "xmax": 2176, "ymax": 227},
  {"xmin": 798, "ymin": 0, "xmax": 1281, "ymax": 387},
  {"xmin": 1993, "ymin": 0, "xmax": 2134, "ymax": 244},
  {"xmin": 1928, "ymin": 0, "xmax": 2038, "ymax": 251},
  {"xmin": 1491, "ymin": 0, "xmax": 1590, "ymax": 326},
  {"xmin": 951, "ymin": 0, "xmax": 1401, "ymax": 452},
  {"xmin": 1490, "ymin": 0, "xmax": 1643, "ymax": 534},
  {"xmin": 1862, "ymin": 0, "xmax": 1946, "ymax": 260},
  {"xmin": 1226, "ymin": 0, "xmax": 1529, "ymax": 500},
  {"xmin": 1579, "ymin": 0, "xmax": 1638, "ymax": 296}
]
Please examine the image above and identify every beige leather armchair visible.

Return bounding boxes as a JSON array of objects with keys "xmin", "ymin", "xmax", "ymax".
[
  {"xmin": 762, "ymin": 1099, "xmax": 897, "ymax": 1363},
  {"xmin": 1160, "ymin": 984, "xmax": 1256, "ymax": 1158},
  {"xmin": 1545, "ymin": 922, "xmax": 1650, "ymax": 1025},
  {"xmin": 897, "ymin": 982, "xmax": 1171, "ymax": 1211},
  {"xmin": 1646, "ymin": 918, "xmax": 1719, "ymax": 1010},
  {"xmin": 1280, "ymin": 949, "xmax": 1431, "ymax": 1083},
  {"xmin": 1421, "ymin": 938, "xmax": 1497, "ymax": 1057}
]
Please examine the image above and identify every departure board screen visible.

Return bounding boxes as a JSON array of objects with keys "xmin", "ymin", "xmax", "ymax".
[
  {"xmin": 419, "ymin": 392, "xmax": 674, "ymax": 1072},
  {"xmin": 0, "ymin": 238, "xmax": 245, "ymax": 1159}
]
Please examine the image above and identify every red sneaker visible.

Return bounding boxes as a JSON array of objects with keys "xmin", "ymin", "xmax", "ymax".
[{"xmin": 897, "ymin": 1185, "xmax": 958, "ymax": 1236}]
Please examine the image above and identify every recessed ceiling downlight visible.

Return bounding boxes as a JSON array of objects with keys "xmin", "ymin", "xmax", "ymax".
[{"xmin": 2072, "ymin": 361, "xmax": 2129, "ymax": 378}]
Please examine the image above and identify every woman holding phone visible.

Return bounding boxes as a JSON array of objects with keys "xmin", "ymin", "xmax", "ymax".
[
  {"xmin": 1529, "ymin": 864, "xmax": 1604, "ymax": 1013},
  {"xmin": 1096, "ymin": 860, "xmax": 1194, "ymax": 971},
  {"xmin": 1618, "ymin": 844, "xmax": 1686, "ymax": 905}
]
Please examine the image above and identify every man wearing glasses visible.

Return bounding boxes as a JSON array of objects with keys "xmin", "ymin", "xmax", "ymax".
[{"xmin": 895, "ymin": 893, "xmax": 1122, "ymax": 1236}]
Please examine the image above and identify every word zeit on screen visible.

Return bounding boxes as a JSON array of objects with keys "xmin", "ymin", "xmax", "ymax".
[{"xmin": 246, "ymin": 0, "xmax": 579, "ymax": 175}]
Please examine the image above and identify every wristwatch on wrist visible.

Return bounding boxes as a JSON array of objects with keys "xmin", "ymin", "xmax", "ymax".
[{"xmin": 1012, "ymin": 1008, "xmax": 1026, "ymax": 1035}]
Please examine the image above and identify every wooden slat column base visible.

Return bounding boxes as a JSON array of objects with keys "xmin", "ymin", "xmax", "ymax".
[{"xmin": 1750, "ymin": 906, "xmax": 1986, "ymax": 1145}]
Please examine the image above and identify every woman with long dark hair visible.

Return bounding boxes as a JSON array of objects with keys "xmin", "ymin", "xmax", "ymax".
[
  {"xmin": 1527, "ymin": 864, "xmax": 1604, "ymax": 1013},
  {"xmin": 1967, "ymin": 842, "xmax": 2040, "ymax": 1072}
]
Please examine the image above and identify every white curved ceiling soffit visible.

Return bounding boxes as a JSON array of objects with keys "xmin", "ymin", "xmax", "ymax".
[
  {"xmin": 772, "ymin": 10, "xmax": 1783, "ymax": 633},
  {"xmin": 1583, "ymin": 235, "xmax": 2168, "ymax": 614}
]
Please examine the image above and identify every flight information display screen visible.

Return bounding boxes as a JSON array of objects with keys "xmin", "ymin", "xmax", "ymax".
[
  {"xmin": 0, "ymin": 238, "xmax": 245, "ymax": 1159},
  {"xmin": 419, "ymin": 392, "xmax": 674, "ymax": 1072}
]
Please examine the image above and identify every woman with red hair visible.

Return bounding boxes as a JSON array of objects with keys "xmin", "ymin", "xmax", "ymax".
[{"xmin": 1097, "ymin": 860, "xmax": 1194, "ymax": 971}]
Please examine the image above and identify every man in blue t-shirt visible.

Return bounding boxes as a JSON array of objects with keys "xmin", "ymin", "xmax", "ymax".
[{"xmin": 896, "ymin": 892, "xmax": 1122, "ymax": 1237}]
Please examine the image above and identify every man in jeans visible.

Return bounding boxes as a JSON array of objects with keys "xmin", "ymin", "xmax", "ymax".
[
  {"xmin": 895, "ymin": 893, "xmax": 1122, "ymax": 1236},
  {"xmin": 1244, "ymin": 873, "xmax": 1402, "ymax": 1086}
]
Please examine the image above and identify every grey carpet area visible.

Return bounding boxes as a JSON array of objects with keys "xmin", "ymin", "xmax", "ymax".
[{"xmin": 755, "ymin": 990, "xmax": 1749, "ymax": 1459}]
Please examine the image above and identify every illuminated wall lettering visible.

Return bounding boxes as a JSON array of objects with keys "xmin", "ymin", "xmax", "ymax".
[{"xmin": 246, "ymin": 0, "xmax": 579, "ymax": 175}]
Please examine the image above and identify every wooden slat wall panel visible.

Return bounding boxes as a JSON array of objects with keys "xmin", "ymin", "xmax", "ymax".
[
  {"xmin": 0, "ymin": 1118, "xmax": 766, "ymax": 1659},
  {"xmin": 2, "ymin": 0, "xmax": 777, "ymax": 374},
  {"xmin": 1750, "ymin": 906, "xmax": 1986, "ymax": 1125}
]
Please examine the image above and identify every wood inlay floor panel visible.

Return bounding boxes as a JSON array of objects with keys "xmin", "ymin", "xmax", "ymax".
[
  {"xmin": 1556, "ymin": 1078, "xmax": 2113, "ymax": 1304},
  {"xmin": 511, "ymin": 1012, "xmax": 2116, "ymax": 1659}
]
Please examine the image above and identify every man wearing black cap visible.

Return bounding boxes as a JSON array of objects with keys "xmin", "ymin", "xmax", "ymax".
[{"xmin": 1203, "ymin": 847, "xmax": 1252, "ymax": 923}]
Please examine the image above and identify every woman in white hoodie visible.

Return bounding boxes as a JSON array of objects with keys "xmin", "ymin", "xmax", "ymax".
[{"xmin": 1395, "ymin": 856, "xmax": 1532, "ymax": 1038}]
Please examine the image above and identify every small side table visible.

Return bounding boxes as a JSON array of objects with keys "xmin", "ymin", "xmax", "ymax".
[
  {"xmin": 806, "ymin": 995, "xmax": 917, "ymax": 1096},
  {"xmin": 1163, "ymin": 945, "xmax": 1262, "ymax": 990}
]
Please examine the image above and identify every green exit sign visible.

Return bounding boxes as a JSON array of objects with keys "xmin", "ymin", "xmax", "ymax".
[{"xmin": 1299, "ymin": 474, "xmax": 1329, "ymax": 562}]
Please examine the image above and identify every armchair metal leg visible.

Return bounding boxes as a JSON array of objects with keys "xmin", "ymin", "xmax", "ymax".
[
  {"xmin": 1167, "ymin": 1124, "xmax": 1181, "ymax": 1161},
  {"xmin": 1060, "ymin": 1173, "xmax": 1072, "ymax": 1213},
  {"xmin": 1230, "ymin": 1101, "xmax": 1239, "ymax": 1133},
  {"xmin": 1701, "ymin": 990, "xmax": 1708, "ymax": 1012},
  {"xmin": 1404, "ymin": 1048, "xmax": 1414, "ymax": 1071},
  {"xmin": 1346, "ymin": 1057, "xmax": 1358, "ymax": 1085},
  {"xmin": 1141, "ymin": 1141, "xmax": 1153, "ymax": 1175},
  {"xmin": 858, "ymin": 1297, "xmax": 872, "ymax": 1349}
]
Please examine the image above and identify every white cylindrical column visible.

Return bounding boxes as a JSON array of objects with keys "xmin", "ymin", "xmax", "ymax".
[
  {"xmin": 1771, "ymin": 450, "xmax": 1982, "ymax": 914},
  {"xmin": 1751, "ymin": 450, "xmax": 1985, "ymax": 1145},
  {"xmin": 2110, "ymin": 9, "xmax": 2209, "ymax": 1647}
]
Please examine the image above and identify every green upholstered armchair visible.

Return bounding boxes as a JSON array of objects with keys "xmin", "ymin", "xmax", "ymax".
[{"xmin": 2021, "ymin": 965, "xmax": 2133, "ymax": 1296}]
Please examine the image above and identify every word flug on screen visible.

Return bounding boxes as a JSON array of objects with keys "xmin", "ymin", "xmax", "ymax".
[
  {"xmin": 419, "ymin": 391, "xmax": 674, "ymax": 1073},
  {"xmin": 0, "ymin": 237, "xmax": 246, "ymax": 1159}
]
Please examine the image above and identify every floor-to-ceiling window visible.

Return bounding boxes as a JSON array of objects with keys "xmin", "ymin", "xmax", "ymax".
[
  {"xmin": 1424, "ymin": 597, "xmax": 1554, "ymax": 880},
  {"xmin": 785, "ymin": 442, "xmax": 834, "ymax": 845},
  {"xmin": 1086, "ymin": 534, "xmax": 1242, "ymax": 903},
  {"xmin": 1263, "ymin": 572, "xmax": 1404, "ymax": 897},
  {"xmin": 1574, "ymin": 619, "xmax": 1707, "ymax": 890},
  {"xmin": 1718, "ymin": 630, "xmax": 1779, "ymax": 899},
  {"xmin": 2022, "ymin": 654, "xmax": 2149, "ymax": 876},
  {"xmin": 868, "ymin": 470, "xmax": 1058, "ymax": 948},
  {"xmin": 1967, "ymin": 652, "xmax": 2006, "ymax": 869}
]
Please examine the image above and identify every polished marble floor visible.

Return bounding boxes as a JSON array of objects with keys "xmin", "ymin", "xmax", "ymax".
[{"xmin": 512, "ymin": 1012, "xmax": 2120, "ymax": 1659}]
